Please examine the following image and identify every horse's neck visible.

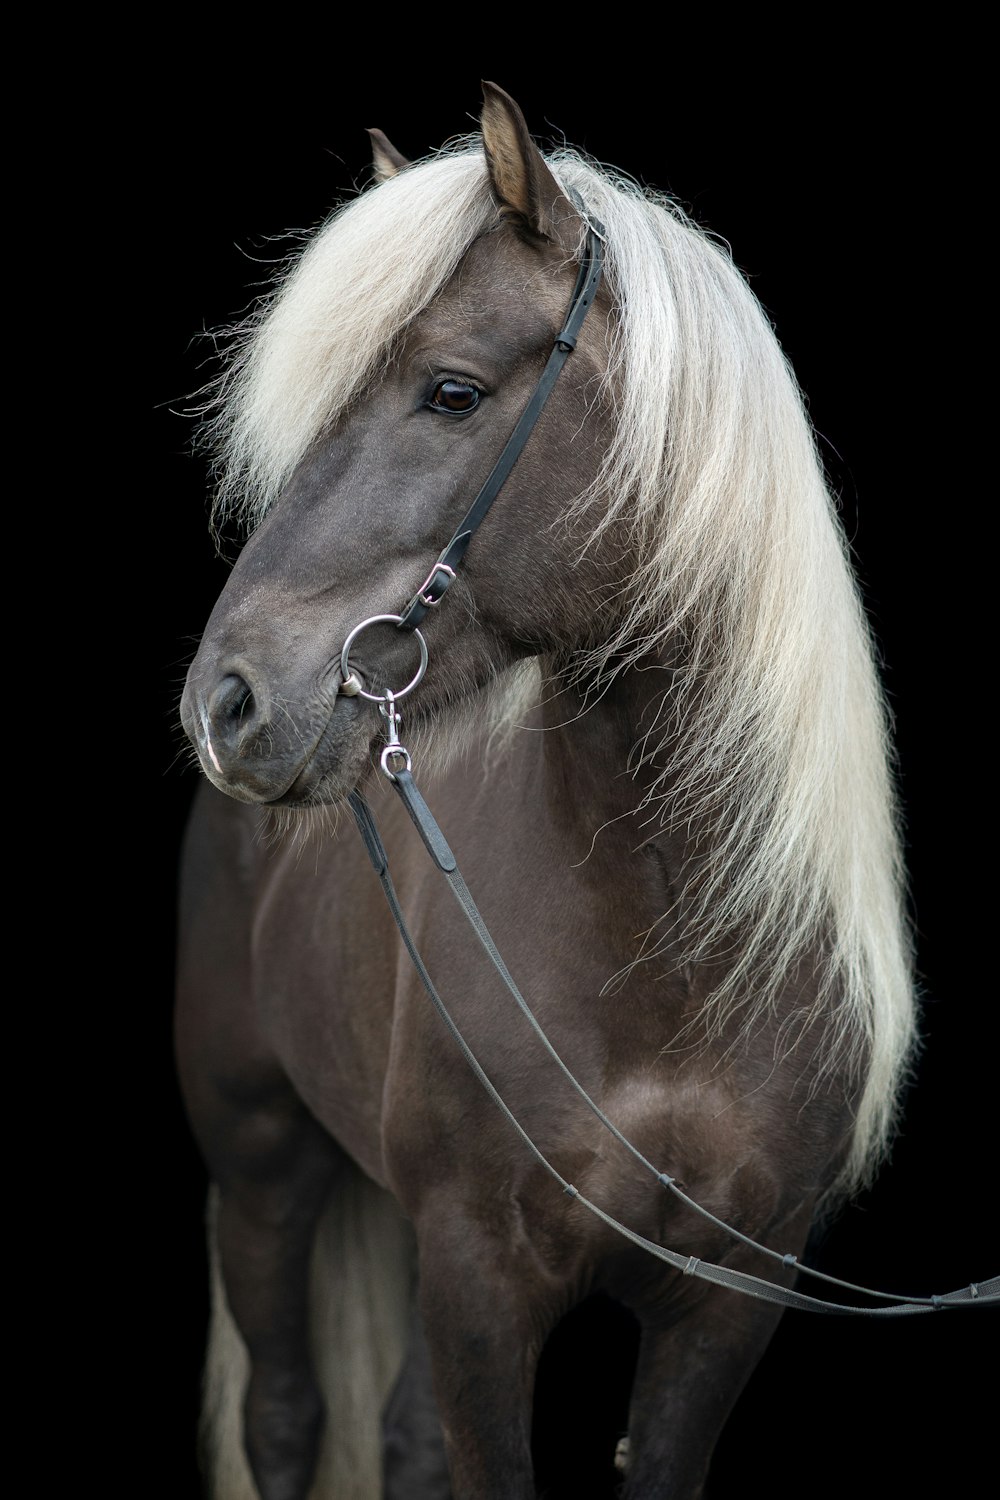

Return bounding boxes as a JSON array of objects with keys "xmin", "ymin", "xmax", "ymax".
[
  {"xmin": 528, "ymin": 658, "xmax": 817, "ymax": 1064},
  {"xmin": 536, "ymin": 658, "xmax": 683, "ymax": 846}
]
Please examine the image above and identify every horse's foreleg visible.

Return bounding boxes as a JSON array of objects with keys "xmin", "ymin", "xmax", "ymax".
[
  {"xmin": 210, "ymin": 1100, "xmax": 341, "ymax": 1500},
  {"xmin": 178, "ymin": 792, "xmax": 343, "ymax": 1499},
  {"xmin": 622, "ymin": 1284, "xmax": 785, "ymax": 1498},
  {"xmin": 414, "ymin": 1213, "xmax": 548, "ymax": 1500},
  {"xmin": 622, "ymin": 1210, "xmax": 813, "ymax": 1499}
]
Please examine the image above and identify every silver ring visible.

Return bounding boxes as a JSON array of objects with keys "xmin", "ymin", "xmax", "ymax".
[
  {"xmin": 380, "ymin": 745, "xmax": 412, "ymax": 778},
  {"xmin": 340, "ymin": 614, "xmax": 428, "ymax": 704}
]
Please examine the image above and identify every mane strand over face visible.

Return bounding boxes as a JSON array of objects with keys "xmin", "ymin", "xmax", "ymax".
[{"xmin": 200, "ymin": 141, "xmax": 915, "ymax": 1198}]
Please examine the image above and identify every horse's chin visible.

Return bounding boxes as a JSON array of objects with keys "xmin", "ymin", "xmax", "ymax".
[{"xmin": 265, "ymin": 749, "xmax": 375, "ymax": 808}]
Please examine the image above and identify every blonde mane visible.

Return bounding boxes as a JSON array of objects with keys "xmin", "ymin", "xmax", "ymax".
[{"xmin": 201, "ymin": 142, "xmax": 915, "ymax": 1195}]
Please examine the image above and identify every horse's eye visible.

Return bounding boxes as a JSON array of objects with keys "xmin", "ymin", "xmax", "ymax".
[{"xmin": 428, "ymin": 380, "xmax": 481, "ymax": 414}]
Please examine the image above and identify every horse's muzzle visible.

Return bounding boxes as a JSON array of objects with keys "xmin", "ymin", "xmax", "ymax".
[{"xmin": 180, "ymin": 657, "xmax": 364, "ymax": 805}]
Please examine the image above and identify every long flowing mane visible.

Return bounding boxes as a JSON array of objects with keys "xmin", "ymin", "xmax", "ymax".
[{"xmin": 199, "ymin": 142, "xmax": 915, "ymax": 1195}]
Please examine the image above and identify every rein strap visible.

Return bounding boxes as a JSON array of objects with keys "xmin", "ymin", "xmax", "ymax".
[{"xmin": 349, "ymin": 782, "xmax": 997, "ymax": 1317}]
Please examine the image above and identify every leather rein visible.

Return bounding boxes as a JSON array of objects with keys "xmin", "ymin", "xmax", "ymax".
[{"xmin": 338, "ymin": 200, "xmax": 996, "ymax": 1316}]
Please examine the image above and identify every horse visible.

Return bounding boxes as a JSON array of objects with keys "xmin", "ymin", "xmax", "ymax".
[{"xmin": 176, "ymin": 83, "xmax": 919, "ymax": 1498}]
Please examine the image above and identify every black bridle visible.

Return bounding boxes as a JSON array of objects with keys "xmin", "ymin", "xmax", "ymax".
[{"xmin": 340, "ymin": 200, "xmax": 996, "ymax": 1316}]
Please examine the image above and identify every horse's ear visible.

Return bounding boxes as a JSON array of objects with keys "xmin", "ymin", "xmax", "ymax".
[
  {"xmin": 367, "ymin": 127, "xmax": 411, "ymax": 182},
  {"xmin": 480, "ymin": 81, "xmax": 580, "ymax": 251}
]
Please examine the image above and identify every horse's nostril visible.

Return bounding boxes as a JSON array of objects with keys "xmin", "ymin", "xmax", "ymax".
[{"xmin": 209, "ymin": 673, "xmax": 256, "ymax": 731}]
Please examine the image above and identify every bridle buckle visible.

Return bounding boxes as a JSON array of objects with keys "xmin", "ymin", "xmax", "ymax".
[{"xmin": 416, "ymin": 562, "xmax": 457, "ymax": 608}]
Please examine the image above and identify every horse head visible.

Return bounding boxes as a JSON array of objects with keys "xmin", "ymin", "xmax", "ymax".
[{"xmin": 181, "ymin": 84, "xmax": 617, "ymax": 806}]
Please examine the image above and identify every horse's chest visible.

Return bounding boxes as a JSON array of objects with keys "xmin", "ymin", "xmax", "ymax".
[
  {"xmin": 374, "ymin": 934, "xmax": 729, "ymax": 1251},
  {"xmin": 246, "ymin": 794, "xmax": 841, "ymax": 1257}
]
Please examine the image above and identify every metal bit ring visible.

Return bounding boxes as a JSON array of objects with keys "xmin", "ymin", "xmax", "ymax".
[{"xmin": 339, "ymin": 614, "xmax": 428, "ymax": 703}]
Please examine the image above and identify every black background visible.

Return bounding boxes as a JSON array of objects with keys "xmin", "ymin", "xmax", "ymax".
[{"xmin": 144, "ymin": 59, "xmax": 991, "ymax": 1498}]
